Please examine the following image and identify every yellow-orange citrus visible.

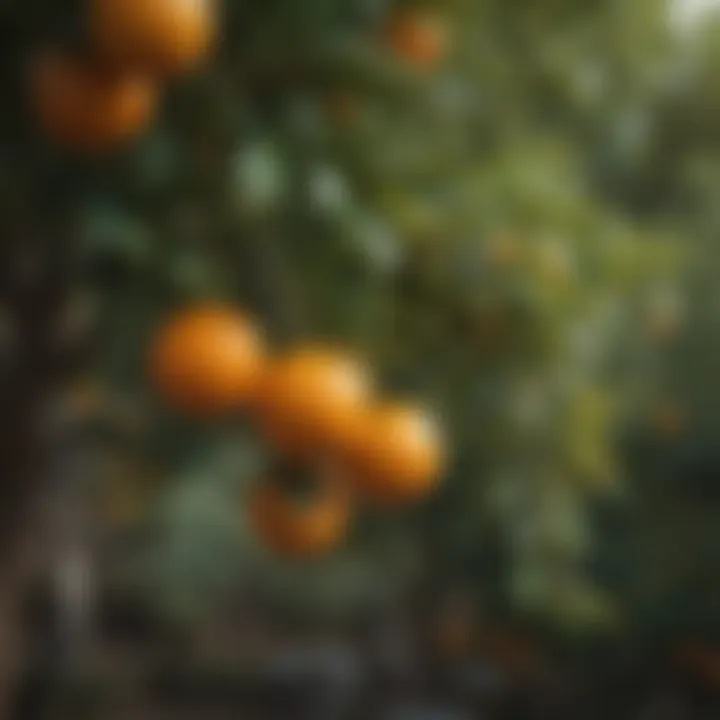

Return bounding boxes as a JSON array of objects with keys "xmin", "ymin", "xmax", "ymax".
[
  {"xmin": 150, "ymin": 305, "xmax": 265, "ymax": 416},
  {"xmin": 91, "ymin": 0, "xmax": 218, "ymax": 76},
  {"xmin": 350, "ymin": 402, "xmax": 445, "ymax": 504},
  {"xmin": 249, "ymin": 470, "xmax": 352, "ymax": 558},
  {"xmin": 30, "ymin": 52, "xmax": 156, "ymax": 152},
  {"xmin": 255, "ymin": 346, "xmax": 373, "ymax": 457}
]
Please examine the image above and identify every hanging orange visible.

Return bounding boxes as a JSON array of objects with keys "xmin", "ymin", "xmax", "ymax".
[
  {"xmin": 387, "ymin": 10, "xmax": 447, "ymax": 70},
  {"xmin": 150, "ymin": 305, "xmax": 265, "ymax": 417},
  {"xmin": 255, "ymin": 346, "xmax": 373, "ymax": 457},
  {"xmin": 350, "ymin": 402, "xmax": 445, "ymax": 504},
  {"xmin": 91, "ymin": 0, "xmax": 218, "ymax": 76},
  {"xmin": 30, "ymin": 52, "xmax": 157, "ymax": 152},
  {"xmin": 248, "ymin": 465, "xmax": 352, "ymax": 558}
]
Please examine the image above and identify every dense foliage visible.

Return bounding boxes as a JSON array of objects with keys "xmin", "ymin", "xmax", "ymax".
[{"xmin": 4, "ymin": 2, "xmax": 720, "ymax": 704}]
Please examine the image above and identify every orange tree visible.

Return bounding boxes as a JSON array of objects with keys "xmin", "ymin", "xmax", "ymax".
[
  {"xmin": 87, "ymin": 0, "xmax": 685, "ymax": 635},
  {"xmin": 0, "ymin": 0, "xmax": 689, "ymax": 699}
]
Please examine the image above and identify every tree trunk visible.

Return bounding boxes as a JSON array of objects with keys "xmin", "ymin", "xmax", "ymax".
[
  {"xmin": 0, "ymin": 391, "xmax": 49, "ymax": 717},
  {"xmin": 0, "ymin": 221, "xmax": 74, "ymax": 716},
  {"xmin": 0, "ymin": 540, "xmax": 38, "ymax": 717}
]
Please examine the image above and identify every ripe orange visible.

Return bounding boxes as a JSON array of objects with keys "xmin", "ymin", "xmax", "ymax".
[
  {"xmin": 30, "ymin": 52, "xmax": 156, "ymax": 152},
  {"xmin": 91, "ymin": 0, "xmax": 218, "ymax": 76},
  {"xmin": 150, "ymin": 305, "xmax": 265, "ymax": 417},
  {"xmin": 387, "ymin": 10, "xmax": 447, "ymax": 70},
  {"xmin": 249, "ymin": 466, "xmax": 352, "ymax": 558},
  {"xmin": 255, "ymin": 346, "xmax": 373, "ymax": 457},
  {"xmin": 350, "ymin": 402, "xmax": 445, "ymax": 504}
]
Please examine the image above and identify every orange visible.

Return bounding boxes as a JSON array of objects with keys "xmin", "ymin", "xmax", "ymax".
[
  {"xmin": 350, "ymin": 402, "xmax": 445, "ymax": 504},
  {"xmin": 91, "ymin": 0, "xmax": 218, "ymax": 76},
  {"xmin": 249, "ymin": 467, "xmax": 352, "ymax": 558},
  {"xmin": 150, "ymin": 305, "xmax": 265, "ymax": 416},
  {"xmin": 30, "ymin": 52, "xmax": 156, "ymax": 152},
  {"xmin": 255, "ymin": 346, "xmax": 373, "ymax": 457},
  {"xmin": 387, "ymin": 10, "xmax": 447, "ymax": 70}
]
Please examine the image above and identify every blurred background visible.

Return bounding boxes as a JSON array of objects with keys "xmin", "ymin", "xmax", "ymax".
[{"xmin": 2, "ymin": 0, "xmax": 720, "ymax": 717}]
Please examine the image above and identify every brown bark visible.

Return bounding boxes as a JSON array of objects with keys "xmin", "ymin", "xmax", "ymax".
[
  {"xmin": 0, "ymin": 222, "xmax": 73, "ymax": 716},
  {"xmin": 0, "ymin": 519, "xmax": 41, "ymax": 718},
  {"xmin": 0, "ymin": 389, "xmax": 51, "ymax": 715}
]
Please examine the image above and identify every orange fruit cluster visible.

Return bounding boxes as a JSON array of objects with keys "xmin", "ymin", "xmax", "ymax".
[
  {"xmin": 29, "ymin": 0, "xmax": 218, "ymax": 153},
  {"xmin": 150, "ymin": 303, "xmax": 447, "ymax": 559},
  {"xmin": 28, "ymin": 2, "xmax": 447, "ymax": 150}
]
